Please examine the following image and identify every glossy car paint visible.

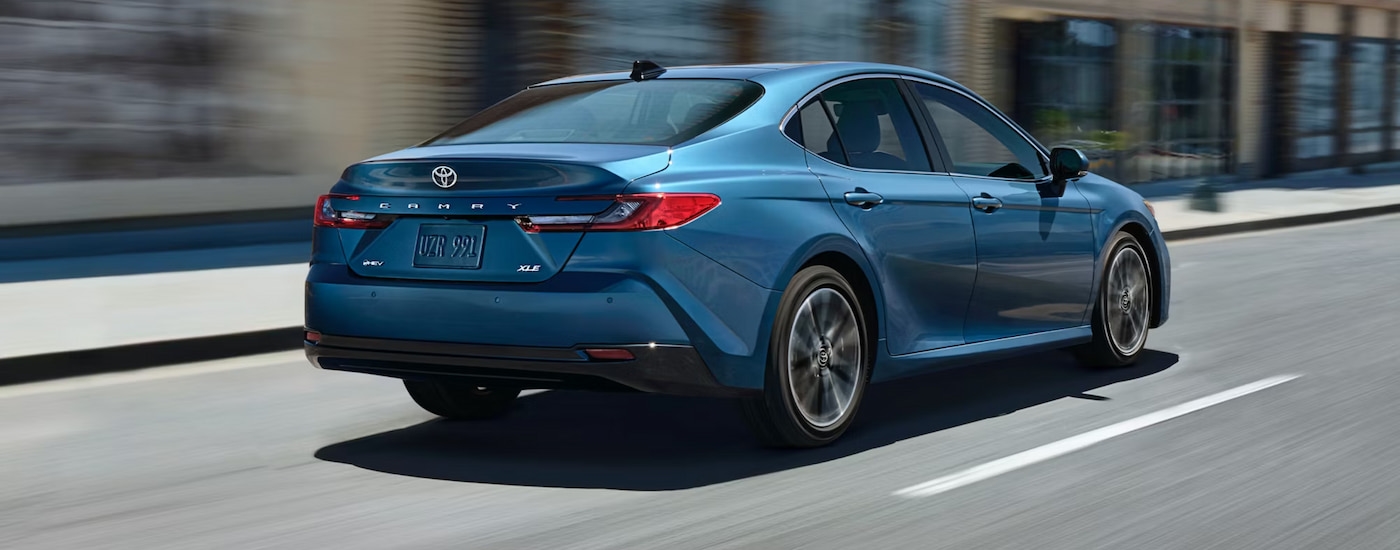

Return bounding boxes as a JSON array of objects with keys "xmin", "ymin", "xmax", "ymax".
[
  {"xmin": 951, "ymin": 174, "xmax": 1097, "ymax": 342},
  {"xmin": 804, "ymin": 154, "xmax": 977, "ymax": 355},
  {"xmin": 305, "ymin": 61, "xmax": 1171, "ymax": 394}
]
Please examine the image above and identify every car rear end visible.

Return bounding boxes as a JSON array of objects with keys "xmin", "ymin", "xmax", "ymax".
[{"xmin": 303, "ymin": 77, "xmax": 772, "ymax": 397}]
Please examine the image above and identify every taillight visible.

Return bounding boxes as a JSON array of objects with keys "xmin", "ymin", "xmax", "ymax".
[
  {"xmin": 517, "ymin": 193, "xmax": 720, "ymax": 233},
  {"xmin": 314, "ymin": 194, "xmax": 392, "ymax": 229}
]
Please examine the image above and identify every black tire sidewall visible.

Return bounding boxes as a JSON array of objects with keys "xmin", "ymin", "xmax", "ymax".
[
  {"xmin": 1092, "ymin": 232, "xmax": 1151, "ymax": 365},
  {"xmin": 766, "ymin": 266, "xmax": 871, "ymax": 444}
]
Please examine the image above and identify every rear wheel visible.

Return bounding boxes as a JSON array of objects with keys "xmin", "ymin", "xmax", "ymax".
[
  {"xmin": 1076, "ymin": 232, "xmax": 1153, "ymax": 368},
  {"xmin": 404, "ymin": 380, "xmax": 520, "ymax": 420},
  {"xmin": 741, "ymin": 266, "xmax": 871, "ymax": 448}
]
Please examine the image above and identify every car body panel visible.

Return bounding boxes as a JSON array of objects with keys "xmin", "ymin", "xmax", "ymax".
[
  {"xmin": 951, "ymin": 176, "xmax": 1098, "ymax": 342},
  {"xmin": 1074, "ymin": 173, "xmax": 1172, "ymax": 328},
  {"xmin": 305, "ymin": 61, "xmax": 1171, "ymax": 397},
  {"xmin": 807, "ymin": 153, "xmax": 978, "ymax": 354}
]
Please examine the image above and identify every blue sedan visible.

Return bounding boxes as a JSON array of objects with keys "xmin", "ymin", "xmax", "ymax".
[{"xmin": 304, "ymin": 61, "xmax": 1170, "ymax": 447}]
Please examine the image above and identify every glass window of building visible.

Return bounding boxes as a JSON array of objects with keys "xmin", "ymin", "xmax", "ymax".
[
  {"xmin": 1296, "ymin": 37, "xmax": 1338, "ymax": 161},
  {"xmin": 1143, "ymin": 25, "xmax": 1234, "ymax": 181},
  {"xmin": 576, "ymin": 1, "xmax": 728, "ymax": 74},
  {"xmin": 1393, "ymin": 43, "xmax": 1400, "ymax": 152},
  {"xmin": 1012, "ymin": 20, "xmax": 1118, "ymax": 162},
  {"xmin": 1350, "ymin": 41, "xmax": 1386, "ymax": 156}
]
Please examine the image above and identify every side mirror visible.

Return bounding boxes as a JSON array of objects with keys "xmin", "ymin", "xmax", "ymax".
[
  {"xmin": 1040, "ymin": 147, "xmax": 1088, "ymax": 199},
  {"xmin": 1050, "ymin": 147, "xmax": 1089, "ymax": 182}
]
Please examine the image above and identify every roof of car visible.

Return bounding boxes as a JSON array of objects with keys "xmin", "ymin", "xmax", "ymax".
[{"xmin": 531, "ymin": 61, "xmax": 958, "ymax": 89}]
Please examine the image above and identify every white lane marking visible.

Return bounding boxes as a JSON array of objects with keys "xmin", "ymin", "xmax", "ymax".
[
  {"xmin": 894, "ymin": 374, "xmax": 1302, "ymax": 498},
  {"xmin": 0, "ymin": 351, "xmax": 303, "ymax": 400}
]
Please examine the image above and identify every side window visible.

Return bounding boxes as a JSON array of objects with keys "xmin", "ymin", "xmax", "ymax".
[
  {"xmin": 819, "ymin": 79, "xmax": 932, "ymax": 172},
  {"xmin": 913, "ymin": 83, "xmax": 1047, "ymax": 180},
  {"xmin": 785, "ymin": 99, "xmax": 847, "ymax": 164}
]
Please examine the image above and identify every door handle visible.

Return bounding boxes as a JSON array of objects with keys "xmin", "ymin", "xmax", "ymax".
[
  {"xmin": 844, "ymin": 190, "xmax": 884, "ymax": 208},
  {"xmin": 972, "ymin": 193, "xmax": 1002, "ymax": 212}
]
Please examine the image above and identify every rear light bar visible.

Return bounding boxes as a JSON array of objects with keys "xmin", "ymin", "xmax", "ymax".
[
  {"xmin": 517, "ymin": 193, "xmax": 720, "ymax": 233},
  {"xmin": 314, "ymin": 194, "xmax": 393, "ymax": 229}
]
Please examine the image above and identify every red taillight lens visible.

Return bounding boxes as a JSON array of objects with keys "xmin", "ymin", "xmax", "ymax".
[
  {"xmin": 518, "ymin": 193, "xmax": 721, "ymax": 233},
  {"xmin": 314, "ymin": 194, "xmax": 392, "ymax": 229}
]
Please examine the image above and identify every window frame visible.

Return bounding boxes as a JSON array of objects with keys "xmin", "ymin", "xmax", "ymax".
[
  {"xmin": 903, "ymin": 77, "xmax": 1054, "ymax": 183},
  {"xmin": 778, "ymin": 74, "xmax": 946, "ymax": 174}
]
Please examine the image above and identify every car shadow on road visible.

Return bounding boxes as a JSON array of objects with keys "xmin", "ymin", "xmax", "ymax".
[{"xmin": 315, "ymin": 349, "xmax": 1179, "ymax": 491}]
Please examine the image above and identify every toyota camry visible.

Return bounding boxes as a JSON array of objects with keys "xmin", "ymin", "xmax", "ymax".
[{"xmin": 304, "ymin": 61, "xmax": 1171, "ymax": 447}]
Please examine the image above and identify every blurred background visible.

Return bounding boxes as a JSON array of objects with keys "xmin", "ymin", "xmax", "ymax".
[
  {"xmin": 6, "ymin": 3, "xmax": 1400, "ymax": 548},
  {"xmin": 2, "ymin": 0, "xmax": 1396, "ymax": 227}
]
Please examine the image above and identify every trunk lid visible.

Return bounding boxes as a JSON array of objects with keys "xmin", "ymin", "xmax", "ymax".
[{"xmin": 330, "ymin": 144, "xmax": 669, "ymax": 283}]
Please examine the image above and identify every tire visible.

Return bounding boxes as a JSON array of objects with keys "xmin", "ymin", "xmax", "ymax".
[
  {"xmin": 1076, "ymin": 231, "xmax": 1153, "ymax": 368},
  {"xmin": 740, "ymin": 265, "xmax": 872, "ymax": 448},
  {"xmin": 403, "ymin": 380, "xmax": 521, "ymax": 420}
]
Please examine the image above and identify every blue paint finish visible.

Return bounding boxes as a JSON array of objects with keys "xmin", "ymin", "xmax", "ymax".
[
  {"xmin": 306, "ymin": 61, "xmax": 1171, "ymax": 396},
  {"xmin": 951, "ymin": 176, "xmax": 1097, "ymax": 342},
  {"xmin": 1074, "ymin": 173, "xmax": 1173, "ymax": 328},
  {"xmin": 874, "ymin": 326, "xmax": 1093, "ymax": 382},
  {"xmin": 309, "ymin": 226, "xmax": 345, "ymax": 265},
  {"xmin": 809, "ymin": 153, "xmax": 977, "ymax": 354},
  {"xmin": 305, "ymin": 263, "xmax": 690, "ymax": 347}
]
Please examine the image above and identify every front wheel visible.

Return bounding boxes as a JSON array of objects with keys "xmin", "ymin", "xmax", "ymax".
[
  {"xmin": 1076, "ymin": 232, "xmax": 1153, "ymax": 368},
  {"xmin": 404, "ymin": 380, "xmax": 520, "ymax": 420},
  {"xmin": 740, "ymin": 266, "xmax": 871, "ymax": 448}
]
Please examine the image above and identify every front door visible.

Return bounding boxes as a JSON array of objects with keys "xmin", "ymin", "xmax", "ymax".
[{"xmin": 908, "ymin": 81, "xmax": 1097, "ymax": 343}]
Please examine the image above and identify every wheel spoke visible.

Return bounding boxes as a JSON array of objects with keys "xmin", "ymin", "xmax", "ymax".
[
  {"xmin": 792, "ymin": 370, "xmax": 821, "ymax": 414},
  {"xmin": 826, "ymin": 310, "xmax": 858, "ymax": 348},
  {"xmin": 819, "ymin": 375, "xmax": 841, "ymax": 420}
]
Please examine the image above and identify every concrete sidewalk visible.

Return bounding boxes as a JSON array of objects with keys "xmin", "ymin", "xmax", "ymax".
[{"xmin": 3, "ymin": 177, "xmax": 1400, "ymax": 383}]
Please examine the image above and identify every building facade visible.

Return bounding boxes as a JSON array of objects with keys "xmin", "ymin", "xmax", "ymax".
[{"xmin": 3, "ymin": 0, "xmax": 1397, "ymax": 224}]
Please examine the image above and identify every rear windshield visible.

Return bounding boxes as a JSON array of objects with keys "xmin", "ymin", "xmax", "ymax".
[{"xmin": 423, "ymin": 79, "xmax": 764, "ymax": 147}]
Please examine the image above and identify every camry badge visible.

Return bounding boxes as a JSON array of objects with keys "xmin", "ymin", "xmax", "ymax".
[{"xmin": 431, "ymin": 166, "xmax": 457, "ymax": 188}]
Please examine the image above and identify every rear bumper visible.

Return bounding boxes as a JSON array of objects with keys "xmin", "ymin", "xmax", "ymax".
[{"xmin": 306, "ymin": 334, "xmax": 754, "ymax": 398}]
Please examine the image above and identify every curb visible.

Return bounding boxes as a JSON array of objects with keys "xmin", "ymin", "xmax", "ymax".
[
  {"xmin": 1162, "ymin": 203, "xmax": 1400, "ymax": 241},
  {"xmin": 0, "ymin": 327, "xmax": 304, "ymax": 387},
  {"xmin": 4, "ymin": 203, "xmax": 1398, "ymax": 387}
]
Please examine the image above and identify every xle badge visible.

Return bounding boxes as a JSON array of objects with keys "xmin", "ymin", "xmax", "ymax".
[{"xmin": 517, "ymin": 265, "xmax": 541, "ymax": 273}]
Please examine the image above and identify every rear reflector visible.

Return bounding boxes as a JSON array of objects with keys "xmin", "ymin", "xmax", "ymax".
[
  {"xmin": 304, "ymin": 331, "xmax": 322, "ymax": 343},
  {"xmin": 583, "ymin": 348, "xmax": 635, "ymax": 361},
  {"xmin": 518, "ymin": 193, "xmax": 720, "ymax": 232}
]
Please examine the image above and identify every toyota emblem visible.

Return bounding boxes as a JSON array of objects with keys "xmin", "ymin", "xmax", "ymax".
[{"xmin": 431, "ymin": 166, "xmax": 457, "ymax": 188}]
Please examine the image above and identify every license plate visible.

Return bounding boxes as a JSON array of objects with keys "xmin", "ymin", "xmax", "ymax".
[{"xmin": 413, "ymin": 224, "xmax": 486, "ymax": 269}]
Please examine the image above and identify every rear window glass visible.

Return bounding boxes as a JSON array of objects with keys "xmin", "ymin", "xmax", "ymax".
[{"xmin": 424, "ymin": 79, "xmax": 764, "ymax": 147}]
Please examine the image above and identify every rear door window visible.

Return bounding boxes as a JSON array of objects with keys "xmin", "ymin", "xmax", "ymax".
[
  {"xmin": 784, "ymin": 99, "xmax": 847, "ymax": 164},
  {"xmin": 819, "ymin": 79, "xmax": 932, "ymax": 172}
]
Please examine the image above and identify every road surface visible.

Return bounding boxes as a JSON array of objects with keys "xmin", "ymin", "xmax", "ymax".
[{"xmin": 4, "ymin": 215, "xmax": 1399, "ymax": 549}]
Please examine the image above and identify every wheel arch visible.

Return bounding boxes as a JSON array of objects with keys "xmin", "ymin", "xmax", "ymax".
[
  {"xmin": 777, "ymin": 236, "xmax": 886, "ymax": 347},
  {"xmin": 1095, "ymin": 216, "xmax": 1165, "ymax": 329}
]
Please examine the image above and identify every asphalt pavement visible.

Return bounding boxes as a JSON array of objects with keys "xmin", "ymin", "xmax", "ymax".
[{"xmin": 3, "ymin": 214, "xmax": 1399, "ymax": 549}]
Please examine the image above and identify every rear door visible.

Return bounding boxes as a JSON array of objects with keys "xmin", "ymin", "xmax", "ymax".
[
  {"xmin": 788, "ymin": 77, "xmax": 977, "ymax": 355},
  {"xmin": 906, "ymin": 80, "xmax": 1097, "ymax": 342}
]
